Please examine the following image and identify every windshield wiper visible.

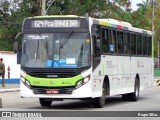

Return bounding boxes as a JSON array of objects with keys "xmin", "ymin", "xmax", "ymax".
[
  {"xmin": 45, "ymin": 38, "xmax": 49, "ymax": 58},
  {"xmin": 60, "ymin": 30, "xmax": 73, "ymax": 48},
  {"xmin": 35, "ymin": 38, "xmax": 40, "ymax": 60}
]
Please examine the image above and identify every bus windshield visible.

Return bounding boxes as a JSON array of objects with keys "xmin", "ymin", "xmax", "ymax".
[{"xmin": 21, "ymin": 32, "xmax": 91, "ymax": 68}]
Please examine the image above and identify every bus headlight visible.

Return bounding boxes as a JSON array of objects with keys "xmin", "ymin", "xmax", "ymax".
[
  {"xmin": 84, "ymin": 77, "xmax": 90, "ymax": 83},
  {"xmin": 21, "ymin": 76, "xmax": 31, "ymax": 89},
  {"xmin": 25, "ymin": 80, "xmax": 31, "ymax": 88},
  {"xmin": 75, "ymin": 76, "xmax": 90, "ymax": 89},
  {"xmin": 21, "ymin": 77, "xmax": 25, "ymax": 83}
]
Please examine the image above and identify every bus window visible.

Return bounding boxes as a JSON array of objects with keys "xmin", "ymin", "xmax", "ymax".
[
  {"xmin": 137, "ymin": 35, "xmax": 142, "ymax": 55},
  {"xmin": 145, "ymin": 36, "xmax": 148, "ymax": 55},
  {"xmin": 110, "ymin": 29, "xmax": 116, "ymax": 54},
  {"xmin": 142, "ymin": 35, "xmax": 147, "ymax": 55},
  {"xmin": 117, "ymin": 31, "xmax": 123, "ymax": 54},
  {"xmin": 124, "ymin": 32, "xmax": 130, "ymax": 54},
  {"xmin": 102, "ymin": 28, "xmax": 109, "ymax": 53},
  {"xmin": 148, "ymin": 36, "xmax": 152, "ymax": 56},
  {"xmin": 131, "ymin": 33, "xmax": 136, "ymax": 55}
]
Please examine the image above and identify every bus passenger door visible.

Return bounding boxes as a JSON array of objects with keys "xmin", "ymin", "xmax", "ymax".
[
  {"xmin": 92, "ymin": 35, "xmax": 103, "ymax": 95},
  {"xmin": 93, "ymin": 35, "xmax": 101, "ymax": 69}
]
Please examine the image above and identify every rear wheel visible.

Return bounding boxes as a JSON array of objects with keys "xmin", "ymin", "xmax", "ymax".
[
  {"xmin": 122, "ymin": 78, "xmax": 140, "ymax": 101},
  {"xmin": 39, "ymin": 98, "xmax": 52, "ymax": 107},
  {"xmin": 93, "ymin": 83, "xmax": 107, "ymax": 108}
]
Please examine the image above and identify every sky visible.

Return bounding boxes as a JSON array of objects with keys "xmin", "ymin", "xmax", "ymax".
[{"xmin": 131, "ymin": 0, "xmax": 143, "ymax": 10}]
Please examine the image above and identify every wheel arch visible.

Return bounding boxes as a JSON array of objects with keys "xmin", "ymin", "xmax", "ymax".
[
  {"xmin": 136, "ymin": 73, "xmax": 140, "ymax": 86},
  {"xmin": 103, "ymin": 75, "xmax": 110, "ymax": 95}
]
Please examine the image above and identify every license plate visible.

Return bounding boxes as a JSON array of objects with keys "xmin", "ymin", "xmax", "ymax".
[{"xmin": 46, "ymin": 89, "xmax": 59, "ymax": 94}]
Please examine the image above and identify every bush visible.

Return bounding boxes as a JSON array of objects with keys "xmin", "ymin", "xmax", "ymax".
[{"xmin": 0, "ymin": 39, "xmax": 13, "ymax": 51}]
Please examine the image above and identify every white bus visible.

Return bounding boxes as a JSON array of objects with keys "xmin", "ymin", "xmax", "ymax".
[{"xmin": 17, "ymin": 15, "xmax": 153, "ymax": 108}]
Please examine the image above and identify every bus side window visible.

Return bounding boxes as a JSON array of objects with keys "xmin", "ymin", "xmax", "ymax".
[
  {"xmin": 110, "ymin": 29, "xmax": 116, "ymax": 54},
  {"xmin": 102, "ymin": 28, "xmax": 109, "ymax": 53},
  {"xmin": 143, "ymin": 36, "xmax": 148, "ymax": 55},
  {"xmin": 137, "ymin": 35, "xmax": 142, "ymax": 55},
  {"xmin": 117, "ymin": 31, "xmax": 123, "ymax": 54},
  {"xmin": 124, "ymin": 32, "xmax": 130, "ymax": 54},
  {"xmin": 131, "ymin": 33, "xmax": 136, "ymax": 55},
  {"xmin": 142, "ymin": 35, "xmax": 147, "ymax": 55},
  {"xmin": 148, "ymin": 36, "xmax": 152, "ymax": 56}
]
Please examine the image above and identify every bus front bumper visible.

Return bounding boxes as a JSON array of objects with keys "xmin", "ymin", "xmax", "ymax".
[{"xmin": 20, "ymin": 81, "xmax": 93, "ymax": 99}]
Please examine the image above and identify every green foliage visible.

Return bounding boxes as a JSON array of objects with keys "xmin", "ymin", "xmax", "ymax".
[
  {"xmin": 0, "ymin": 0, "xmax": 41, "ymax": 50},
  {"xmin": 47, "ymin": 0, "xmax": 107, "ymax": 17},
  {"xmin": 0, "ymin": 39, "xmax": 13, "ymax": 50}
]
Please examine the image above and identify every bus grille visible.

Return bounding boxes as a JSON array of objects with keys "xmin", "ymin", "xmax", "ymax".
[{"xmin": 30, "ymin": 72, "xmax": 76, "ymax": 78}]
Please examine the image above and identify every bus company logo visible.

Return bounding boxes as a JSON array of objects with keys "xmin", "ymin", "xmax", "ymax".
[
  {"xmin": 2, "ymin": 112, "xmax": 12, "ymax": 117},
  {"xmin": 50, "ymin": 81, "xmax": 54, "ymax": 85}
]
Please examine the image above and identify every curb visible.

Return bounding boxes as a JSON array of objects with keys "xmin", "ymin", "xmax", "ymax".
[{"xmin": 0, "ymin": 88, "xmax": 20, "ymax": 93}]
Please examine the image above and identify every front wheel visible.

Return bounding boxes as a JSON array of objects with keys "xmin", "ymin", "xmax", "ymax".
[
  {"xmin": 93, "ymin": 83, "xmax": 106, "ymax": 108},
  {"xmin": 39, "ymin": 98, "xmax": 52, "ymax": 107}
]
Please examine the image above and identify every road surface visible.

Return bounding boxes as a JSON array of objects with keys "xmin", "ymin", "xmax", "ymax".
[{"xmin": 0, "ymin": 86, "xmax": 160, "ymax": 119}]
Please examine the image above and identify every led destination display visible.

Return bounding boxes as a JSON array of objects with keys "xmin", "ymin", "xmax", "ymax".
[{"xmin": 31, "ymin": 20, "xmax": 80, "ymax": 28}]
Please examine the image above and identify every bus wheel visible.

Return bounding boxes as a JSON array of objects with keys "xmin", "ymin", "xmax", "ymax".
[
  {"xmin": 39, "ymin": 98, "xmax": 52, "ymax": 107},
  {"xmin": 93, "ymin": 83, "xmax": 106, "ymax": 108},
  {"xmin": 122, "ymin": 78, "xmax": 140, "ymax": 101}
]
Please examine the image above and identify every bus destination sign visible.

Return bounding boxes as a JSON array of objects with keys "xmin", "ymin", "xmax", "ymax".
[{"xmin": 31, "ymin": 20, "xmax": 80, "ymax": 28}]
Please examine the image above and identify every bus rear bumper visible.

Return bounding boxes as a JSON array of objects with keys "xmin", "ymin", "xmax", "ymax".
[{"xmin": 20, "ymin": 81, "xmax": 93, "ymax": 99}]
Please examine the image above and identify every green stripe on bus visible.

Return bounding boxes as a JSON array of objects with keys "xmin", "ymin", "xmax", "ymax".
[
  {"xmin": 102, "ymin": 64, "xmax": 104, "ymax": 75},
  {"xmin": 106, "ymin": 22, "xmax": 112, "ymax": 27},
  {"xmin": 25, "ymin": 74, "xmax": 83, "ymax": 87},
  {"xmin": 99, "ymin": 21, "xmax": 112, "ymax": 27}
]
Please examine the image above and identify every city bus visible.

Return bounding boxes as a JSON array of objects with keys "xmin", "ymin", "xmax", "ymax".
[{"xmin": 16, "ymin": 15, "xmax": 153, "ymax": 108}]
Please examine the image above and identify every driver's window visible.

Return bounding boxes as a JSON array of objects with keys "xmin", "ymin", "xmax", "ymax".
[{"xmin": 93, "ymin": 35, "xmax": 101, "ymax": 58}]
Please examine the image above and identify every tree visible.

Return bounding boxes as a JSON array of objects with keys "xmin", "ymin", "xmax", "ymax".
[
  {"xmin": 0, "ymin": 0, "xmax": 42, "ymax": 50},
  {"xmin": 131, "ymin": 0, "xmax": 151, "ymax": 30}
]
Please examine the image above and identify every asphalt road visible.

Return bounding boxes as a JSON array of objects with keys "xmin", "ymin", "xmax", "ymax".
[
  {"xmin": 0, "ymin": 86, "xmax": 160, "ymax": 111},
  {"xmin": 0, "ymin": 86, "xmax": 160, "ymax": 119}
]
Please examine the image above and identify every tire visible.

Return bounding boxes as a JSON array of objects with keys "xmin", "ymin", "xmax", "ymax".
[
  {"xmin": 122, "ymin": 78, "xmax": 140, "ymax": 101},
  {"xmin": 39, "ymin": 98, "xmax": 52, "ymax": 107},
  {"xmin": 93, "ymin": 83, "xmax": 107, "ymax": 108}
]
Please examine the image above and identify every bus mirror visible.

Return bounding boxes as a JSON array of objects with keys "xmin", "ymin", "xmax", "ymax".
[
  {"xmin": 14, "ymin": 32, "xmax": 22, "ymax": 53},
  {"xmin": 15, "ymin": 32, "xmax": 22, "ymax": 40},
  {"xmin": 17, "ymin": 51, "xmax": 22, "ymax": 64},
  {"xmin": 14, "ymin": 41, "xmax": 18, "ymax": 53}
]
